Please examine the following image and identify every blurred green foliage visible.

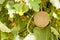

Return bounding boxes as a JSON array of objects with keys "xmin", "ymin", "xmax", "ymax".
[{"xmin": 0, "ymin": 0, "xmax": 60, "ymax": 40}]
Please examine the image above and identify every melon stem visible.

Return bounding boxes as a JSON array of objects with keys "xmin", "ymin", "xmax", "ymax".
[{"xmin": 27, "ymin": 14, "xmax": 34, "ymax": 34}]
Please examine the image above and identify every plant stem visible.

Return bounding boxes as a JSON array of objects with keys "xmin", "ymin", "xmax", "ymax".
[{"xmin": 27, "ymin": 14, "xmax": 34, "ymax": 34}]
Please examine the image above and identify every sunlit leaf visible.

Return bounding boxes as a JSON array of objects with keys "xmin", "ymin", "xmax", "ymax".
[
  {"xmin": 14, "ymin": 35, "xmax": 20, "ymax": 40},
  {"xmin": 0, "ymin": 22, "xmax": 11, "ymax": 33},
  {"xmin": 56, "ymin": 9, "xmax": 60, "ymax": 19},
  {"xmin": 0, "ymin": 0, "xmax": 5, "ymax": 4},
  {"xmin": 53, "ymin": 12, "xmax": 58, "ymax": 18},
  {"xmin": 14, "ymin": 35, "xmax": 23, "ymax": 40},
  {"xmin": 8, "ymin": 9, "xmax": 15, "ymax": 18},
  {"xmin": 50, "ymin": 0, "xmax": 60, "ymax": 9},
  {"xmin": 51, "ymin": 27, "xmax": 59, "ymax": 35},
  {"xmin": 5, "ymin": 1, "xmax": 14, "ymax": 9},
  {"xmin": 24, "ymin": 34, "xmax": 36, "ymax": 40}
]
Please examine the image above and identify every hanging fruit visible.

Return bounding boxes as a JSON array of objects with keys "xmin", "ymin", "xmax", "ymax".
[{"xmin": 34, "ymin": 11, "xmax": 50, "ymax": 28}]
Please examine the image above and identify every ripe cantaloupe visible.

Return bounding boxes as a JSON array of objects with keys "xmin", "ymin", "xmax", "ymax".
[{"xmin": 34, "ymin": 11, "xmax": 50, "ymax": 28}]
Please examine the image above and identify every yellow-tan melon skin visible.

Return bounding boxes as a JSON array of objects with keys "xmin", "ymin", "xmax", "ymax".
[{"xmin": 34, "ymin": 11, "xmax": 50, "ymax": 28}]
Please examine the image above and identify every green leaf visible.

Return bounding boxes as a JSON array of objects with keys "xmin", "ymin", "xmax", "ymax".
[
  {"xmin": 0, "ymin": 22, "xmax": 11, "ymax": 33},
  {"xmin": 11, "ymin": 26, "xmax": 20, "ymax": 35},
  {"xmin": 0, "ymin": 5, "xmax": 2, "ymax": 11},
  {"xmin": 29, "ymin": 0, "xmax": 39, "ymax": 12},
  {"xmin": 6, "ymin": 1, "xmax": 14, "ymax": 9},
  {"xmin": 16, "ymin": 20, "xmax": 26, "ymax": 30},
  {"xmin": 11, "ymin": 20, "xmax": 26, "ymax": 35},
  {"xmin": 1, "ymin": 32, "xmax": 14, "ymax": 40},
  {"xmin": 8, "ymin": 9, "xmax": 15, "ymax": 18},
  {"xmin": 34, "ymin": 0, "xmax": 41, "ymax": 4},
  {"xmin": 51, "ymin": 33, "xmax": 58, "ymax": 40},
  {"xmin": 59, "ymin": 26, "xmax": 60, "ymax": 33},
  {"xmin": 56, "ymin": 9, "xmax": 60, "ymax": 15},
  {"xmin": 14, "ymin": 4, "xmax": 22, "ymax": 11},
  {"xmin": 1, "ymin": 32, "xmax": 8, "ymax": 40},
  {"xmin": 49, "ymin": 11, "xmax": 53, "ymax": 19},
  {"xmin": 51, "ymin": 27, "xmax": 59, "ymax": 35},
  {"xmin": 22, "ymin": 3, "xmax": 28, "ymax": 13},
  {"xmin": 24, "ymin": 34, "xmax": 36, "ymax": 40},
  {"xmin": 32, "ymin": 3, "xmax": 39, "ymax": 12},
  {"xmin": 56, "ymin": 9, "xmax": 60, "ymax": 19},
  {"xmin": 0, "ymin": 0, "xmax": 5, "ymax": 4},
  {"xmin": 14, "ymin": 35, "xmax": 20, "ymax": 40},
  {"xmin": 14, "ymin": 35, "xmax": 23, "ymax": 40},
  {"xmin": 33, "ymin": 26, "xmax": 51, "ymax": 40}
]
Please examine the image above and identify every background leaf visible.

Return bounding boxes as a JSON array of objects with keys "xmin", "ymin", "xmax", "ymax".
[
  {"xmin": 0, "ymin": 22, "xmax": 11, "ymax": 33},
  {"xmin": 14, "ymin": 4, "xmax": 22, "ymax": 12},
  {"xmin": 0, "ymin": 0, "xmax": 5, "ymax": 4},
  {"xmin": 33, "ymin": 26, "xmax": 51, "ymax": 40},
  {"xmin": 29, "ymin": 0, "xmax": 39, "ymax": 12}
]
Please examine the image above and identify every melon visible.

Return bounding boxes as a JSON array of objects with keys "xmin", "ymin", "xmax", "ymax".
[{"xmin": 34, "ymin": 11, "xmax": 50, "ymax": 28}]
